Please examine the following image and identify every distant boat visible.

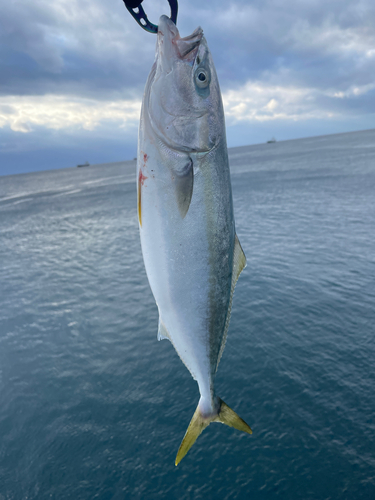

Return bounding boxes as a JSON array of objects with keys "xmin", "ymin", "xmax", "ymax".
[
  {"xmin": 77, "ymin": 161, "xmax": 90, "ymax": 168},
  {"xmin": 267, "ymin": 137, "xmax": 276, "ymax": 144}
]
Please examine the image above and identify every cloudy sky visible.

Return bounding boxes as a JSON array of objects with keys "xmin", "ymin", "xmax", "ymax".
[{"xmin": 1, "ymin": 0, "xmax": 375, "ymax": 175}]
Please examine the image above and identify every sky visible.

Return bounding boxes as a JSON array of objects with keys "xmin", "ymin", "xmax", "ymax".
[{"xmin": 1, "ymin": 0, "xmax": 375, "ymax": 176}]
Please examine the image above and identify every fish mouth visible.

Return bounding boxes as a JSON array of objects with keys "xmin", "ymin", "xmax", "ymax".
[
  {"xmin": 175, "ymin": 27, "xmax": 203, "ymax": 60},
  {"xmin": 158, "ymin": 15, "xmax": 203, "ymax": 62}
]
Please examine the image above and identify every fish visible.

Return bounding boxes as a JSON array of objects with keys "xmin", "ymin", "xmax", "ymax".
[{"xmin": 137, "ymin": 15, "xmax": 252, "ymax": 465}]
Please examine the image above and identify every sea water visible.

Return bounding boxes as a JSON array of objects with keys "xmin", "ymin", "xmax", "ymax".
[{"xmin": 0, "ymin": 129, "xmax": 374, "ymax": 499}]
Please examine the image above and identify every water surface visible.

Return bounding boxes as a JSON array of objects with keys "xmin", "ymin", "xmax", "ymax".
[{"xmin": 1, "ymin": 129, "xmax": 374, "ymax": 499}]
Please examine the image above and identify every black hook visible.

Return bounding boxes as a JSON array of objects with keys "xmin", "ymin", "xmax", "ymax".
[{"xmin": 123, "ymin": 0, "xmax": 178, "ymax": 34}]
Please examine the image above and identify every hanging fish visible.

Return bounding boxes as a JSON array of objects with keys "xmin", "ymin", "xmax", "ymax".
[{"xmin": 137, "ymin": 15, "xmax": 252, "ymax": 465}]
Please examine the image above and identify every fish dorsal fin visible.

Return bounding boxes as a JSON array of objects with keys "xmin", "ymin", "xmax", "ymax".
[
  {"xmin": 215, "ymin": 234, "xmax": 247, "ymax": 371},
  {"xmin": 157, "ymin": 316, "xmax": 170, "ymax": 341}
]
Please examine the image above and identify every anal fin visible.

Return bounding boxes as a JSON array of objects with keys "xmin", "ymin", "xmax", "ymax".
[{"xmin": 157, "ymin": 317, "xmax": 170, "ymax": 341}]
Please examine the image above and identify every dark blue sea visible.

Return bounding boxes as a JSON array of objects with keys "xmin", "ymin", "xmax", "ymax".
[{"xmin": 1, "ymin": 129, "xmax": 375, "ymax": 499}]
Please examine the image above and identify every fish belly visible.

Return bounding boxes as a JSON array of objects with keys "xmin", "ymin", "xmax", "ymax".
[{"xmin": 137, "ymin": 137, "xmax": 234, "ymax": 403}]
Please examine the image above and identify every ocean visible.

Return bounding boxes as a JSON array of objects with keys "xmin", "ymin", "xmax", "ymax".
[{"xmin": 0, "ymin": 129, "xmax": 374, "ymax": 499}]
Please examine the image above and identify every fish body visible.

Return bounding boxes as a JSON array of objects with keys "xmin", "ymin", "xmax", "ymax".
[{"xmin": 137, "ymin": 16, "xmax": 251, "ymax": 464}]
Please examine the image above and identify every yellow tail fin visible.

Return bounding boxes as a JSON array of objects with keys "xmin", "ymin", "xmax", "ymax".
[{"xmin": 175, "ymin": 398, "xmax": 252, "ymax": 465}]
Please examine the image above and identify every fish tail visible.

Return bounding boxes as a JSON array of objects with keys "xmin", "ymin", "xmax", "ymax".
[{"xmin": 175, "ymin": 397, "xmax": 252, "ymax": 465}]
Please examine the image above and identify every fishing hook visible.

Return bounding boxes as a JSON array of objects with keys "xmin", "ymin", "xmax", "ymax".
[{"xmin": 122, "ymin": 0, "xmax": 178, "ymax": 34}]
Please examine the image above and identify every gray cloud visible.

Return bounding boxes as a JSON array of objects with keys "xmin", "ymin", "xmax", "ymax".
[
  {"xmin": 0, "ymin": 0, "xmax": 156, "ymax": 98},
  {"xmin": 1, "ymin": 0, "xmax": 374, "ymax": 99}
]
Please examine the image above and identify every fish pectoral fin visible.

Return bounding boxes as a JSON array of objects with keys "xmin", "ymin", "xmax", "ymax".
[
  {"xmin": 175, "ymin": 397, "xmax": 252, "ymax": 466},
  {"xmin": 159, "ymin": 146, "xmax": 194, "ymax": 219},
  {"xmin": 157, "ymin": 317, "xmax": 170, "ymax": 341},
  {"xmin": 172, "ymin": 157, "xmax": 194, "ymax": 219}
]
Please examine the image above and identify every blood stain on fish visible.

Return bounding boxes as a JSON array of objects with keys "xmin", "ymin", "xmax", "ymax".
[{"xmin": 139, "ymin": 170, "xmax": 148, "ymax": 186}]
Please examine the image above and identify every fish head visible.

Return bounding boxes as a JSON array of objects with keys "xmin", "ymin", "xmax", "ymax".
[{"xmin": 146, "ymin": 15, "xmax": 224, "ymax": 153}]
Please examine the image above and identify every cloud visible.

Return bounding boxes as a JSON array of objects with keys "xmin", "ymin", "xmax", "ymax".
[
  {"xmin": 222, "ymin": 81, "xmax": 337, "ymax": 123},
  {"xmin": 223, "ymin": 75, "xmax": 375, "ymax": 125},
  {"xmin": 1, "ymin": 78, "xmax": 374, "ymax": 139},
  {"xmin": 0, "ymin": 81, "xmax": 343, "ymax": 136},
  {"xmin": 330, "ymin": 83, "xmax": 375, "ymax": 99},
  {"xmin": 190, "ymin": 0, "xmax": 375, "ymax": 92},
  {"xmin": 2, "ymin": 0, "xmax": 375, "ymax": 98},
  {"xmin": 0, "ymin": 0, "xmax": 156, "ymax": 97},
  {"xmin": 1, "ymin": 0, "xmax": 375, "ymax": 175},
  {"xmin": 0, "ymin": 95, "xmax": 141, "ymax": 133}
]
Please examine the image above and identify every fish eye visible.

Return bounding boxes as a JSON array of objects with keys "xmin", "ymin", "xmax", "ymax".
[{"xmin": 195, "ymin": 68, "xmax": 210, "ymax": 89}]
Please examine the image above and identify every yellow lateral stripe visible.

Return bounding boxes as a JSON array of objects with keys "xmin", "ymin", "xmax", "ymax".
[{"xmin": 138, "ymin": 178, "xmax": 142, "ymax": 227}]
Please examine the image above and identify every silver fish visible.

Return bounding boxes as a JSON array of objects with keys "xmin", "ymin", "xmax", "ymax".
[{"xmin": 137, "ymin": 15, "xmax": 252, "ymax": 465}]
